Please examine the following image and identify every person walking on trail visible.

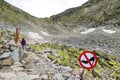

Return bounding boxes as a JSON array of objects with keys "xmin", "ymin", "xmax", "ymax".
[{"xmin": 21, "ymin": 38, "xmax": 26, "ymax": 50}]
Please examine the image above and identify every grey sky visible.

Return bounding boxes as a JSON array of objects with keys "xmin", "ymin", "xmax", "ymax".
[{"xmin": 5, "ymin": 0, "xmax": 88, "ymax": 18}]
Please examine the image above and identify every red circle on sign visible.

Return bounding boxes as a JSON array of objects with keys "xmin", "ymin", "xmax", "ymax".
[{"xmin": 78, "ymin": 51, "xmax": 98, "ymax": 69}]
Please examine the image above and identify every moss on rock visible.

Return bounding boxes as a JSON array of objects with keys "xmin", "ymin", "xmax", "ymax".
[{"xmin": 47, "ymin": 54, "xmax": 56, "ymax": 61}]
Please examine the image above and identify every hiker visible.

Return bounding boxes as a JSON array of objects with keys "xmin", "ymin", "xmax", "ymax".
[{"xmin": 21, "ymin": 38, "xmax": 26, "ymax": 50}]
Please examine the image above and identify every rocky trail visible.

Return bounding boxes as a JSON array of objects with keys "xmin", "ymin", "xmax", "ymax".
[
  {"xmin": 0, "ymin": 46, "xmax": 88, "ymax": 80},
  {"xmin": 0, "ymin": 29, "xmax": 90, "ymax": 80}
]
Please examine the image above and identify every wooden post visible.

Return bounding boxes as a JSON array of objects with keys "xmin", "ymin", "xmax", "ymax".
[
  {"xmin": 0, "ymin": 60, "xmax": 2, "ymax": 69},
  {"xmin": 0, "ymin": 32, "xmax": 2, "ymax": 38},
  {"xmin": 80, "ymin": 69, "xmax": 85, "ymax": 80},
  {"xmin": 14, "ymin": 28, "xmax": 19, "ymax": 44}
]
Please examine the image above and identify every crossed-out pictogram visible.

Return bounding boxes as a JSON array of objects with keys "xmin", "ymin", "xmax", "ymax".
[{"xmin": 78, "ymin": 51, "xmax": 98, "ymax": 69}]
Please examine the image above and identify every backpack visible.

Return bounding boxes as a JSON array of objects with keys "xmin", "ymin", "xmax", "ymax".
[{"xmin": 21, "ymin": 39, "xmax": 26, "ymax": 45}]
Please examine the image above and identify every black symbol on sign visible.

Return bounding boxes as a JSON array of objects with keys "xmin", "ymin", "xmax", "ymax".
[{"xmin": 81, "ymin": 57, "xmax": 95, "ymax": 64}]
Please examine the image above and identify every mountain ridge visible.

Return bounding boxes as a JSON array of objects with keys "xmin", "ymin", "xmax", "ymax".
[
  {"xmin": 0, "ymin": 0, "xmax": 119, "ymax": 31},
  {"xmin": 50, "ymin": 0, "xmax": 120, "ymax": 28},
  {"xmin": 0, "ymin": 0, "xmax": 42, "ymax": 25},
  {"xmin": 0, "ymin": 0, "xmax": 68, "ymax": 34}
]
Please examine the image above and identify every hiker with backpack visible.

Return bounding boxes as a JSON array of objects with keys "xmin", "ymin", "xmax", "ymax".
[{"xmin": 21, "ymin": 38, "xmax": 26, "ymax": 50}]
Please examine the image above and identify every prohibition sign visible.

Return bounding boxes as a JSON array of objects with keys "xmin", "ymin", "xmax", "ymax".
[{"xmin": 78, "ymin": 51, "xmax": 98, "ymax": 69}]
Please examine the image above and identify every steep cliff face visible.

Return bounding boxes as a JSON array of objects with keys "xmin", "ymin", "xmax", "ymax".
[{"xmin": 51, "ymin": 0, "xmax": 120, "ymax": 28}]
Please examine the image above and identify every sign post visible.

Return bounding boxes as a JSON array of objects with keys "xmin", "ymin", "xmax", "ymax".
[{"xmin": 78, "ymin": 51, "xmax": 98, "ymax": 79}]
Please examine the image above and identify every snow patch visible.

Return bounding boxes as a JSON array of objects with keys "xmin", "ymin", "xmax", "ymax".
[
  {"xmin": 102, "ymin": 29, "xmax": 116, "ymax": 34},
  {"xmin": 80, "ymin": 28, "xmax": 96, "ymax": 34},
  {"xmin": 41, "ymin": 31, "xmax": 50, "ymax": 36},
  {"xmin": 27, "ymin": 32, "xmax": 43, "ymax": 40}
]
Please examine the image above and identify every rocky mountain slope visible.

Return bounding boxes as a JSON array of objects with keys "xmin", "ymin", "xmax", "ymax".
[
  {"xmin": 0, "ymin": 0, "xmax": 41, "ymax": 25},
  {"xmin": 52, "ymin": 28, "xmax": 120, "ymax": 55},
  {"xmin": 0, "ymin": 0, "xmax": 119, "ymax": 53},
  {"xmin": 50, "ymin": 0, "xmax": 120, "ymax": 28},
  {"xmin": 0, "ymin": 0, "xmax": 68, "ymax": 35},
  {"xmin": 49, "ymin": 0, "xmax": 120, "ymax": 55},
  {"xmin": 0, "ymin": 0, "xmax": 120, "ymax": 34}
]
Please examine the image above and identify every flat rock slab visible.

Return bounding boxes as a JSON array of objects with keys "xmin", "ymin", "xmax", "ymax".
[{"xmin": 0, "ymin": 73, "xmax": 17, "ymax": 80}]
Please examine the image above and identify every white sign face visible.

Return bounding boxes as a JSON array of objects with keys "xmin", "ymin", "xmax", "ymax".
[{"xmin": 78, "ymin": 51, "xmax": 98, "ymax": 69}]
